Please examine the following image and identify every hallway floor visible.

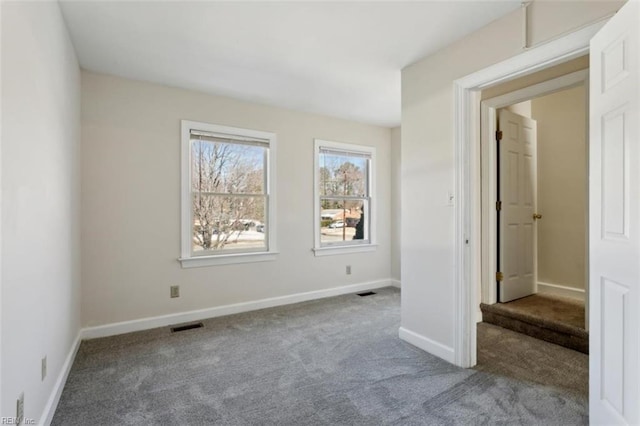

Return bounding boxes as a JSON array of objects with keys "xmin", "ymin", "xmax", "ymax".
[
  {"xmin": 480, "ymin": 293, "xmax": 588, "ymax": 353},
  {"xmin": 475, "ymin": 322, "xmax": 588, "ymax": 399}
]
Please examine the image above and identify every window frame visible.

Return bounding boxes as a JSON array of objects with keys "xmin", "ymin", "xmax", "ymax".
[
  {"xmin": 180, "ymin": 120, "xmax": 277, "ymax": 268},
  {"xmin": 313, "ymin": 139, "xmax": 377, "ymax": 256}
]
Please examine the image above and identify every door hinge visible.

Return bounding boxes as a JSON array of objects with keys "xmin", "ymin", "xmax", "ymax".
[
  {"xmin": 496, "ymin": 271, "xmax": 504, "ymax": 282},
  {"xmin": 496, "ymin": 201, "xmax": 502, "ymax": 211},
  {"xmin": 496, "ymin": 130, "xmax": 503, "ymax": 141}
]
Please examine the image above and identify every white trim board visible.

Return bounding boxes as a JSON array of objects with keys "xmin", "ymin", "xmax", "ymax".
[
  {"xmin": 40, "ymin": 333, "xmax": 82, "ymax": 426},
  {"xmin": 81, "ymin": 279, "xmax": 395, "ymax": 339},
  {"xmin": 390, "ymin": 279, "xmax": 401, "ymax": 288},
  {"xmin": 537, "ymin": 282, "xmax": 585, "ymax": 301},
  {"xmin": 398, "ymin": 327, "xmax": 455, "ymax": 364},
  {"xmin": 453, "ymin": 20, "xmax": 605, "ymax": 369}
]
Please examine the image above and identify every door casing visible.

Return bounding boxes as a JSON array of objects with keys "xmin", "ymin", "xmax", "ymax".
[{"xmin": 452, "ymin": 21, "xmax": 603, "ymax": 369}]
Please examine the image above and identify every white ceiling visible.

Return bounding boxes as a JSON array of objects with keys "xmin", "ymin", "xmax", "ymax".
[{"xmin": 59, "ymin": 1, "xmax": 521, "ymax": 127}]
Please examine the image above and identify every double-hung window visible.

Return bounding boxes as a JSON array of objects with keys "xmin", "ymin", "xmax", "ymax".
[
  {"xmin": 180, "ymin": 120, "xmax": 277, "ymax": 267},
  {"xmin": 313, "ymin": 139, "xmax": 376, "ymax": 256}
]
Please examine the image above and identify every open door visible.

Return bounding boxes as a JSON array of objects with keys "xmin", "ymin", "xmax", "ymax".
[
  {"xmin": 589, "ymin": 1, "xmax": 639, "ymax": 424},
  {"xmin": 498, "ymin": 109, "xmax": 538, "ymax": 302}
]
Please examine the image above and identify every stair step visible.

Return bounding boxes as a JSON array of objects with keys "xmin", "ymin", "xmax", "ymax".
[{"xmin": 480, "ymin": 299, "xmax": 588, "ymax": 354}]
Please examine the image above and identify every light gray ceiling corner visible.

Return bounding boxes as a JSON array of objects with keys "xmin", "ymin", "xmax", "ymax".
[{"xmin": 59, "ymin": 1, "xmax": 521, "ymax": 127}]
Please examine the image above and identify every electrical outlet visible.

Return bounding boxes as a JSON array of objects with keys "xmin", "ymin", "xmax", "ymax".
[
  {"xmin": 16, "ymin": 392, "xmax": 24, "ymax": 424},
  {"xmin": 346, "ymin": 265, "xmax": 352, "ymax": 275},
  {"xmin": 170, "ymin": 285, "xmax": 180, "ymax": 298},
  {"xmin": 41, "ymin": 356, "xmax": 47, "ymax": 381}
]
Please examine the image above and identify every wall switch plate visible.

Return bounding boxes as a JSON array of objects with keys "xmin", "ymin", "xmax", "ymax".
[
  {"xmin": 16, "ymin": 392, "xmax": 24, "ymax": 423},
  {"xmin": 346, "ymin": 265, "xmax": 352, "ymax": 275},
  {"xmin": 41, "ymin": 356, "xmax": 47, "ymax": 381},
  {"xmin": 170, "ymin": 285, "xmax": 180, "ymax": 298},
  {"xmin": 447, "ymin": 191, "xmax": 455, "ymax": 206}
]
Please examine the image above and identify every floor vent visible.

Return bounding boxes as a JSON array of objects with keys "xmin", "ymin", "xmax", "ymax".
[
  {"xmin": 171, "ymin": 322, "xmax": 204, "ymax": 333},
  {"xmin": 357, "ymin": 291, "xmax": 377, "ymax": 297}
]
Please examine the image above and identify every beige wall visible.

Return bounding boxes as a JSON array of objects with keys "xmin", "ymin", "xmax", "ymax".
[
  {"xmin": 528, "ymin": 1, "xmax": 619, "ymax": 47},
  {"xmin": 1, "ymin": 1, "xmax": 81, "ymax": 420},
  {"xmin": 81, "ymin": 71, "xmax": 392, "ymax": 327},
  {"xmin": 401, "ymin": 0, "xmax": 624, "ymax": 351},
  {"xmin": 390, "ymin": 127, "xmax": 401, "ymax": 282},
  {"xmin": 532, "ymin": 85, "xmax": 587, "ymax": 292}
]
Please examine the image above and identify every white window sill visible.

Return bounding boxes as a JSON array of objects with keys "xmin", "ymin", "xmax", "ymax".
[
  {"xmin": 312, "ymin": 244, "xmax": 377, "ymax": 257},
  {"xmin": 179, "ymin": 251, "xmax": 279, "ymax": 268}
]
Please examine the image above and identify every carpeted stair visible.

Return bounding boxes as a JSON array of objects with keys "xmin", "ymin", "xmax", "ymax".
[{"xmin": 480, "ymin": 294, "xmax": 588, "ymax": 354}]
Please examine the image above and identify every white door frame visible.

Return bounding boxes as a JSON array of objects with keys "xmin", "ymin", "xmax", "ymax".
[
  {"xmin": 481, "ymin": 69, "xmax": 589, "ymax": 306},
  {"xmin": 453, "ymin": 21, "xmax": 605, "ymax": 368}
]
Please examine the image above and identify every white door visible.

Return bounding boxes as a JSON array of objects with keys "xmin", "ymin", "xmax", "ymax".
[
  {"xmin": 589, "ymin": 1, "xmax": 639, "ymax": 424},
  {"xmin": 498, "ymin": 109, "xmax": 538, "ymax": 302}
]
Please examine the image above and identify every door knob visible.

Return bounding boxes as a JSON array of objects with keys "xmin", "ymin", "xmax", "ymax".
[{"xmin": 533, "ymin": 213, "xmax": 542, "ymax": 220}]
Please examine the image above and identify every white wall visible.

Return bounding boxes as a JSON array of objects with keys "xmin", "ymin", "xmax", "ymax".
[
  {"xmin": 390, "ymin": 127, "xmax": 401, "ymax": 283},
  {"xmin": 81, "ymin": 71, "xmax": 392, "ymax": 328},
  {"xmin": 1, "ymin": 1, "xmax": 81, "ymax": 422},
  {"xmin": 532, "ymin": 85, "xmax": 587, "ymax": 293},
  {"xmin": 401, "ymin": 1, "xmax": 623, "ymax": 357}
]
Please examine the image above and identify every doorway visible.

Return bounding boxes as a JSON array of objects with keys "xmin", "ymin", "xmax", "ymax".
[
  {"xmin": 497, "ymin": 90, "xmax": 588, "ymax": 306},
  {"xmin": 478, "ymin": 74, "xmax": 589, "ymax": 357},
  {"xmin": 453, "ymin": 4, "xmax": 639, "ymax": 422},
  {"xmin": 478, "ymin": 69, "xmax": 589, "ymax": 306},
  {"xmin": 468, "ymin": 50, "xmax": 593, "ymax": 412},
  {"xmin": 480, "ymin": 70, "xmax": 588, "ymax": 308},
  {"xmin": 449, "ymin": 21, "xmax": 600, "ymax": 369}
]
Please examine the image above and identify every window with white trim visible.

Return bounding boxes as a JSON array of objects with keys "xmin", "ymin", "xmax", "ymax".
[
  {"xmin": 180, "ymin": 121, "xmax": 277, "ymax": 267},
  {"xmin": 313, "ymin": 139, "xmax": 376, "ymax": 256}
]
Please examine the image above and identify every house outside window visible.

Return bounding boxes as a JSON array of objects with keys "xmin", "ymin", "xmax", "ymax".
[
  {"xmin": 180, "ymin": 120, "xmax": 277, "ymax": 267},
  {"xmin": 313, "ymin": 139, "xmax": 376, "ymax": 256}
]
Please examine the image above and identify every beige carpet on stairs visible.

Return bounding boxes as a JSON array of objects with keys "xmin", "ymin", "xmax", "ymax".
[{"xmin": 480, "ymin": 293, "xmax": 588, "ymax": 354}]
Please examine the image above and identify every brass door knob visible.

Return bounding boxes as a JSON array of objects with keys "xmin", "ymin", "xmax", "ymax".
[{"xmin": 533, "ymin": 213, "xmax": 542, "ymax": 220}]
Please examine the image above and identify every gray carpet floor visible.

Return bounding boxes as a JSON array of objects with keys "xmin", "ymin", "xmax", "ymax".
[
  {"xmin": 475, "ymin": 322, "xmax": 588, "ymax": 399},
  {"xmin": 52, "ymin": 287, "xmax": 587, "ymax": 425}
]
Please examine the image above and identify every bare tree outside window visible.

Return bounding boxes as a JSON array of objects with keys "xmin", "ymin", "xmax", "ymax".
[{"xmin": 191, "ymin": 139, "xmax": 267, "ymax": 252}]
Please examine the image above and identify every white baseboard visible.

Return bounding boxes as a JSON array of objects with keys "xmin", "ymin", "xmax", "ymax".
[
  {"xmin": 40, "ymin": 332, "xmax": 82, "ymax": 426},
  {"xmin": 537, "ymin": 281, "xmax": 585, "ymax": 301},
  {"xmin": 390, "ymin": 279, "xmax": 401, "ymax": 288},
  {"xmin": 81, "ymin": 279, "xmax": 395, "ymax": 340},
  {"xmin": 398, "ymin": 326, "xmax": 455, "ymax": 364}
]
